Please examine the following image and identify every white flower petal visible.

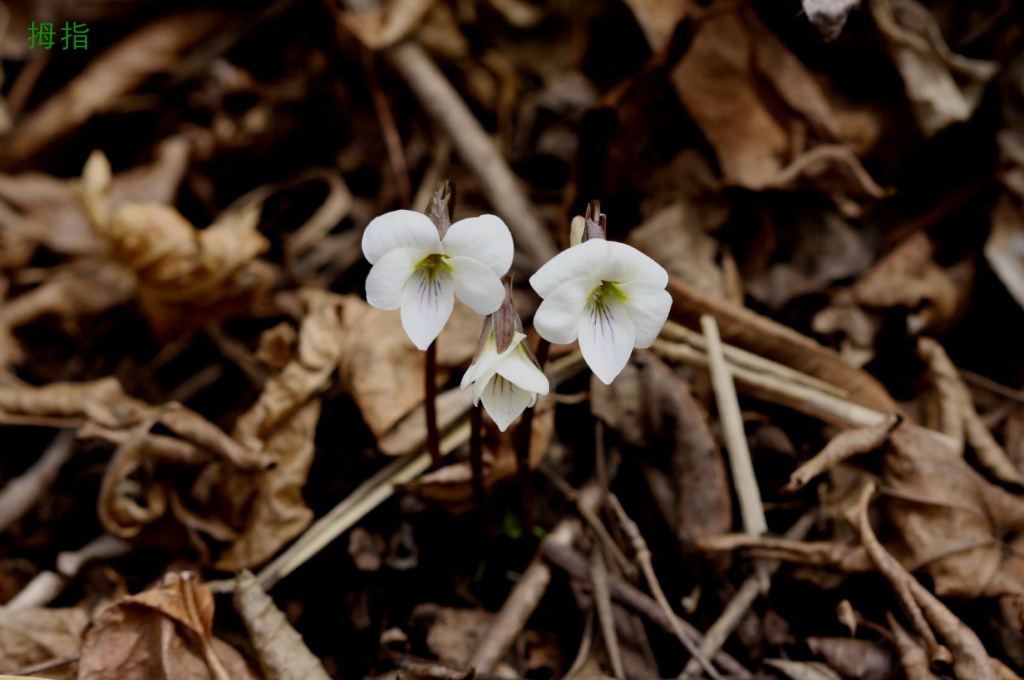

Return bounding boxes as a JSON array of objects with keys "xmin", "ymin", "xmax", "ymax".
[
  {"xmin": 448, "ymin": 256, "xmax": 506, "ymax": 315},
  {"xmin": 479, "ymin": 375, "xmax": 536, "ymax": 431},
  {"xmin": 598, "ymin": 242, "xmax": 669, "ymax": 287},
  {"xmin": 577, "ymin": 294, "xmax": 635, "ymax": 385},
  {"xmin": 362, "ymin": 210, "xmax": 442, "ymax": 264},
  {"xmin": 530, "ymin": 239, "xmax": 609, "ymax": 298},
  {"xmin": 532, "ymin": 278, "xmax": 596, "ymax": 344},
  {"xmin": 442, "ymin": 215, "xmax": 514, "ymax": 276},
  {"xmin": 364, "ymin": 247, "xmax": 421, "ymax": 310},
  {"xmin": 495, "ymin": 344, "xmax": 550, "ymax": 395},
  {"xmin": 618, "ymin": 280, "xmax": 672, "ymax": 347},
  {"xmin": 400, "ymin": 269, "xmax": 455, "ymax": 350}
]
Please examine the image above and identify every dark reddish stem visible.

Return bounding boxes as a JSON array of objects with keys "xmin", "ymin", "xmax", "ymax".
[
  {"xmin": 425, "ymin": 340, "xmax": 441, "ymax": 466},
  {"xmin": 514, "ymin": 337, "xmax": 550, "ymax": 532}
]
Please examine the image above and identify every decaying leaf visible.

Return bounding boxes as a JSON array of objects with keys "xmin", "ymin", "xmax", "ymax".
[
  {"xmin": 409, "ymin": 603, "xmax": 495, "ymax": 668},
  {"xmin": 338, "ymin": 295, "xmax": 481, "ymax": 450},
  {"xmin": 986, "ymin": 193, "xmax": 1024, "ymax": 312},
  {"xmin": 338, "ymin": 0, "xmax": 438, "ymax": 50},
  {"xmin": 78, "ymin": 572, "xmax": 259, "ymax": 680},
  {"xmin": 398, "ymin": 394, "xmax": 554, "ymax": 512},
  {"xmin": 805, "ymin": 636, "xmax": 896, "ymax": 680},
  {"xmin": 627, "ymin": 201, "xmax": 742, "ymax": 304},
  {"xmin": 233, "ymin": 570, "xmax": 332, "ymax": 680},
  {"xmin": 0, "ymin": 607, "xmax": 88, "ymax": 674},
  {"xmin": 591, "ymin": 351, "xmax": 732, "ymax": 549},
  {"xmin": 787, "ymin": 417, "xmax": 1024, "ymax": 599},
  {"xmin": 77, "ymin": 150, "xmax": 273, "ymax": 338},
  {"xmin": 670, "ymin": 0, "xmax": 882, "ymax": 196},
  {"xmin": 871, "ymin": 0, "xmax": 998, "ymax": 137},
  {"xmin": 850, "ymin": 230, "xmax": 972, "ymax": 335},
  {"xmin": 620, "ymin": 0, "xmax": 691, "ymax": 51}
]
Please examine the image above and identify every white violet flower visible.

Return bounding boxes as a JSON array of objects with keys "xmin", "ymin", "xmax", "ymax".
[
  {"xmin": 529, "ymin": 238, "xmax": 671, "ymax": 385},
  {"xmin": 362, "ymin": 209, "xmax": 514, "ymax": 350},
  {"xmin": 461, "ymin": 292, "xmax": 549, "ymax": 432}
]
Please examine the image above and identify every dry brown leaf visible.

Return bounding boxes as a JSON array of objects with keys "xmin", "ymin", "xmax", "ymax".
[
  {"xmin": 871, "ymin": 0, "xmax": 998, "ymax": 138},
  {"xmin": 338, "ymin": 295, "xmax": 481, "ymax": 449},
  {"xmin": 666, "ymin": 275, "xmax": 897, "ymax": 416},
  {"xmin": 620, "ymin": 0, "xmax": 691, "ymax": 51},
  {"xmin": 339, "ymin": 0, "xmax": 437, "ymax": 50},
  {"xmin": 398, "ymin": 395, "xmax": 554, "ymax": 512},
  {"xmin": 0, "ymin": 377, "xmax": 146, "ymax": 428},
  {"xmin": 918, "ymin": 336, "xmax": 1022, "ymax": 485},
  {"xmin": 211, "ymin": 399, "xmax": 319, "ymax": 571},
  {"xmin": 410, "ymin": 603, "xmax": 495, "ymax": 668},
  {"xmin": 592, "ymin": 351, "xmax": 732, "ymax": 549},
  {"xmin": 888, "ymin": 614, "xmax": 943, "ymax": 680},
  {"xmin": 670, "ymin": 0, "xmax": 881, "ymax": 196},
  {"xmin": 0, "ymin": 261, "xmax": 136, "ymax": 334},
  {"xmin": 746, "ymin": 210, "xmax": 874, "ymax": 311},
  {"xmin": 76, "ymin": 150, "xmax": 273, "ymax": 337},
  {"xmin": 986, "ymin": 193, "xmax": 1024, "ymax": 312},
  {"xmin": 806, "ymin": 637, "xmax": 896, "ymax": 680},
  {"xmin": 233, "ymin": 570, "xmax": 332, "ymax": 680},
  {"xmin": 785, "ymin": 415, "xmax": 900, "ymax": 492},
  {"xmin": 233, "ymin": 289, "xmax": 344, "ymax": 451},
  {"xmin": 851, "ymin": 231, "xmax": 970, "ymax": 335},
  {"xmin": 627, "ymin": 202, "xmax": 742, "ymax": 304},
  {"xmin": 0, "ymin": 607, "xmax": 88, "ymax": 674},
  {"xmin": 78, "ymin": 572, "xmax": 259, "ymax": 680},
  {"xmin": 764, "ymin": 658, "xmax": 843, "ymax": 680},
  {"xmin": 787, "ymin": 416, "xmax": 1024, "ymax": 598},
  {"xmin": 0, "ymin": 11, "xmax": 228, "ymax": 167}
]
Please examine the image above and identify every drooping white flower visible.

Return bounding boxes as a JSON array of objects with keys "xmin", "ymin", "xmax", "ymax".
[
  {"xmin": 461, "ymin": 295, "xmax": 549, "ymax": 432},
  {"xmin": 362, "ymin": 209, "xmax": 514, "ymax": 350},
  {"xmin": 529, "ymin": 238, "xmax": 671, "ymax": 385}
]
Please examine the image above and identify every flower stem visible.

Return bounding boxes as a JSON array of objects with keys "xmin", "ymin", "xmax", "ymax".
[
  {"xmin": 425, "ymin": 340, "xmax": 441, "ymax": 466},
  {"xmin": 469, "ymin": 403, "xmax": 491, "ymax": 542},
  {"xmin": 514, "ymin": 337, "xmax": 549, "ymax": 531}
]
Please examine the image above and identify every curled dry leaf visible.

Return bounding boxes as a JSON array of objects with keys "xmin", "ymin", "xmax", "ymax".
[
  {"xmin": 233, "ymin": 570, "xmax": 332, "ymax": 680},
  {"xmin": 670, "ymin": 0, "xmax": 881, "ymax": 196},
  {"xmin": 78, "ymin": 572, "xmax": 259, "ymax": 680},
  {"xmin": 870, "ymin": 0, "xmax": 998, "ymax": 138},
  {"xmin": 888, "ymin": 614, "xmax": 944, "ymax": 680},
  {"xmin": 0, "ymin": 607, "xmax": 88, "ymax": 674},
  {"xmin": 784, "ymin": 414, "xmax": 900, "ymax": 492},
  {"xmin": 78, "ymin": 150, "xmax": 273, "ymax": 337},
  {"xmin": 233, "ymin": 289, "xmax": 344, "ymax": 451},
  {"xmin": 917, "ymin": 336, "xmax": 1022, "ymax": 485},
  {"xmin": 847, "ymin": 482, "xmax": 997, "ymax": 680},
  {"xmin": 763, "ymin": 658, "xmax": 843, "ymax": 680},
  {"xmin": 787, "ymin": 416, "xmax": 1024, "ymax": 598},
  {"xmin": 0, "ymin": 261, "xmax": 136, "ymax": 334},
  {"xmin": 0, "ymin": 377, "xmax": 146, "ymax": 428}
]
